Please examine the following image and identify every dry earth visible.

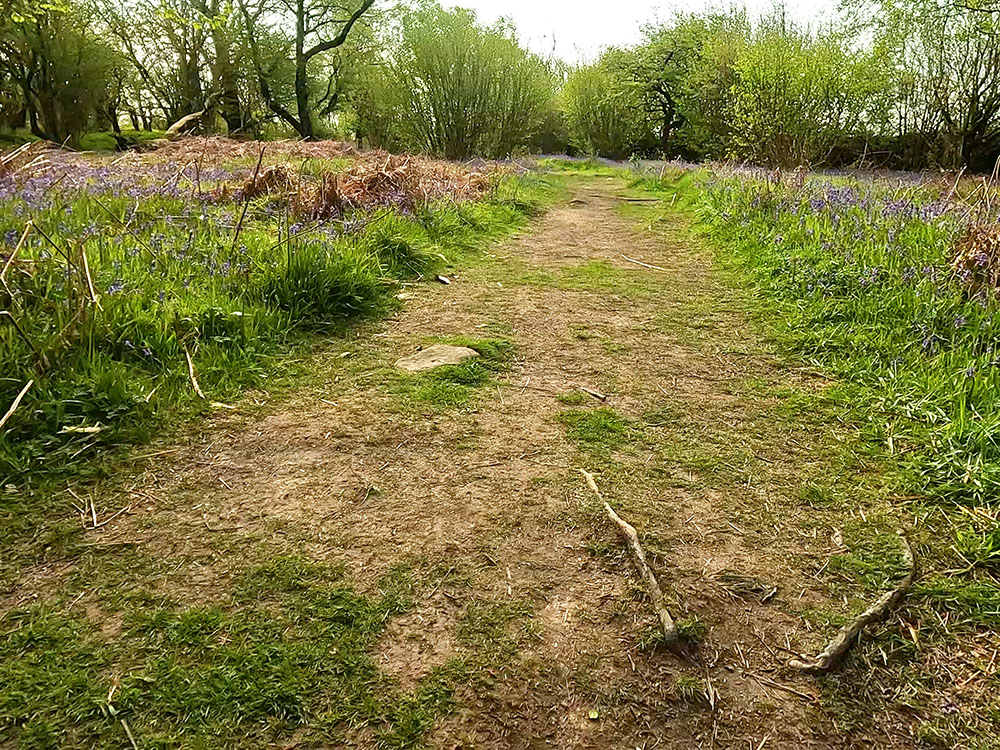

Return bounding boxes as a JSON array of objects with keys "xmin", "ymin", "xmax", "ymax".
[{"xmin": 48, "ymin": 175, "xmax": 913, "ymax": 748}]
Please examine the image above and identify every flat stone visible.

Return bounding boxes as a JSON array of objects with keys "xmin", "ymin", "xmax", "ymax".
[{"xmin": 395, "ymin": 344, "xmax": 479, "ymax": 372}]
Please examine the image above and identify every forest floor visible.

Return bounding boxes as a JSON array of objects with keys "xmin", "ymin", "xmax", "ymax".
[{"xmin": 3, "ymin": 174, "xmax": 945, "ymax": 748}]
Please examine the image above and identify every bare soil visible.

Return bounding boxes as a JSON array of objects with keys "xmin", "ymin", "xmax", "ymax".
[{"xmin": 62, "ymin": 176, "xmax": 907, "ymax": 747}]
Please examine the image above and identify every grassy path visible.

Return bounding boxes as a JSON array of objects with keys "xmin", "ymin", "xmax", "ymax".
[{"xmin": 2, "ymin": 175, "xmax": 938, "ymax": 748}]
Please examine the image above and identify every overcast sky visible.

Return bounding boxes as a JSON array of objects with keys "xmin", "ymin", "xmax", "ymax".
[{"xmin": 442, "ymin": 1, "xmax": 836, "ymax": 62}]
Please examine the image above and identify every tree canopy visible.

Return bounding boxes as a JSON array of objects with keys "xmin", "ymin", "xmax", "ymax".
[{"xmin": 0, "ymin": 0, "xmax": 998, "ymax": 170}]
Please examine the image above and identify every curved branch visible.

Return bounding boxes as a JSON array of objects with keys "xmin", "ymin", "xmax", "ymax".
[
  {"xmin": 303, "ymin": 0, "xmax": 375, "ymax": 60},
  {"xmin": 789, "ymin": 529, "xmax": 915, "ymax": 674}
]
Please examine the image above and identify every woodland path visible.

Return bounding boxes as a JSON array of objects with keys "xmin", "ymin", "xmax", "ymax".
[{"xmin": 65, "ymin": 175, "xmax": 902, "ymax": 748}]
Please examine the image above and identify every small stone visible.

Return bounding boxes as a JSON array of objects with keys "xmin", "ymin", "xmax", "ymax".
[{"xmin": 395, "ymin": 344, "xmax": 479, "ymax": 372}]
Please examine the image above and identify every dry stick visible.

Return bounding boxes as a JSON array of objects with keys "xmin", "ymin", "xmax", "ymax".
[
  {"xmin": 121, "ymin": 718, "xmax": 139, "ymax": 750},
  {"xmin": 789, "ymin": 529, "xmax": 915, "ymax": 674},
  {"xmin": 79, "ymin": 245, "xmax": 101, "ymax": 307},
  {"xmin": 0, "ymin": 379, "xmax": 33, "ymax": 433},
  {"xmin": 183, "ymin": 344, "xmax": 207, "ymax": 399},
  {"xmin": 1, "ymin": 221, "xmax": 33, "ymax": 299},
  {"xmin": 0, "ymin": 311, "xmax": 41, "ymax": 359},
  {"xmin": 31, "ymin": 222, "xmax": 73, "ymax": 264},
  {"xmin": 578, "ymin": 469, "xmax": 681, "ymax": 650},
  {"xmin": 621, "ymin": 254, "xmax": 668, "ymax": 272},
  {"xmin": 232, "ymin": 145, "xmax": 266, "ymax": 254}
]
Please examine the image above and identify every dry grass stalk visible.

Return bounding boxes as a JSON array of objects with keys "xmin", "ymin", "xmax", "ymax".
[
  {"xmin": 0, "ymin": 141, "xmax": 55, "ymax": 180},
  {"xmin": 0, "ymin": 379, "xmax": 34, "ymax": 433}
]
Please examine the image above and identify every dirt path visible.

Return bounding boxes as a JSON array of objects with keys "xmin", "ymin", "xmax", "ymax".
[{"xmin": 65, "ymin": 176, "xmax": 898, "ymax": 747}]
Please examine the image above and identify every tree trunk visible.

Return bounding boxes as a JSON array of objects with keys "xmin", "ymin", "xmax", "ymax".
[
  {"xmin": 294, "ymin": 0, "xmax": 313, "ymax": 139},
  {"xmin": 28, "ymin": 105, "xmax": 44, "ymax": 139},
  {"xmin": 198, "ymin": 0, "xmax": 243, "ymax": 134},
  {"xmin": 108, "ymin": 103, "xmax": 121, "ymax": 134}
]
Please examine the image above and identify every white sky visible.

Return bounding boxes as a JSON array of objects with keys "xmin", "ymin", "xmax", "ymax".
[{"xmin": 443, "ymin": 0, "xmax": 836, "ymax": 62}]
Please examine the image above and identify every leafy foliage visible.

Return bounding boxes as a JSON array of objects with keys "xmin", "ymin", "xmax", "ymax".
[{"xmin": 353, "ymin": 5, "xmax": 555, "ymax": 158}]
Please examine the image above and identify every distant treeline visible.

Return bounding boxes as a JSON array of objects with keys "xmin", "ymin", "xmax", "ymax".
[{"xmin": 1, "ymin": 0, "xmax": 999, "ymax": 171}]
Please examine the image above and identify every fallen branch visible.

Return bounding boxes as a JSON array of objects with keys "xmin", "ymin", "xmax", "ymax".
[
  {"xmin": 621, "ymin": 254, "xmax": 668, "ymax": 272},
  {"xmin": 579, "ymin": 469, "xmax": 680, "ymax": 650},
  {"xmin": 789, "ymin": 529, "xmax": 915, "ymax": 674},
  {"xmin": 183, "ymin": 344, "xmax": 206, "ymax": 399},
  {"xmin": 0, "ymin": 379, "xmax": 33, "ymax": 433}
]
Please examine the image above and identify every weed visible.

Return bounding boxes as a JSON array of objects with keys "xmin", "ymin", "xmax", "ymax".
[
  {"xmin": 556, "ymin": 407, "xmax": 638, "ymax": 452},
  {"xmin": 556, "ymin": 390, "xmax": 590, "ymax": 405},
  {"xmin": 674, "ymin": 675, "xmax": 709, "ymax": 705}
]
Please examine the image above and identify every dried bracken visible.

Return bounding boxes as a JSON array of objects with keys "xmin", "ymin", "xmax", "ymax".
[
  {"xmin": 0, "ymin": 142, "xmax": 55, "ymax": 180},
  {"xmin": 296, "ymin": 150, "xmax": 493, "ymax": 219},
  {"xmin": 146, "ymin": 135, "xmax": 357, "ymax": 162},
  {"xmin": 239, "ymin": 164, "xmax": 296, "ymax": 199},
  {"xmin": 952, "ymin": 222, "xmax": 1000, "ymax": 297}
]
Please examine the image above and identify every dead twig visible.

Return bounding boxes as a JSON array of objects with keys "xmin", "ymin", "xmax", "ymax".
[
  {"xmin": 579, "ymin": 468, "xmax": 680, "ymax": 651},
  {"xmin": 121, "ymin": 718, "xmax": 139, "ymax": 750},
  {"xmin": 789, "ymin": 529, "xmax": 915, "ymax": 674},
  {"xmin": 0, "ymin": 221, "xmax": 32, "ymax": 300},
  {"xmin": 90, "ymin": 505, "xmax": 131, "ymax": 530},
  {"xmin": 79, "ymin": 245, "xmax": 101, "ymax": 308},
  {"xmin": 183, "ymin": 343, "xmax": 206, "ymax": 399},
  {"xmin": 751, "ymin": 673, "xmax": 819, "ymax": 704},
  {"xmin": 0, "ymin": 379, "xmax": 33, "ymax": 433},
  {"xmin": 621, "ymin": 254, "xmax": 668, "ymax": 272},
  {"xmin": 232, "ymin": 145, "xmax": 266, "ymax": 253}
]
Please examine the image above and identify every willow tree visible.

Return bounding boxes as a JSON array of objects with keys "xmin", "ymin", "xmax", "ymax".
[
  {"xmin": 353, "ymin": 5, "xmax": 554, "ymax": 158},
  {"xmin": 561, "ymin": 51, "xmax": 651, "ymax": 159}
]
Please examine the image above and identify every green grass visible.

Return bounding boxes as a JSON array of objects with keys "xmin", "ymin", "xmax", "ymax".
[
  {"xmin": 0, "ymin": 161, "xmax": 553, "ymax": 589},
  {"xmin": 556, "ymin": 407, "xmax": 637, "ymax": 452},
  {"xmin": 0, "ymin": 554, "xmax": 448, "ymax": 749},
  {"xmin": 0, "ymin": 187, "xmax": 542, "ymax": 483},
  {"xmin": 508, "ymin": 259, "xmax": 650, "ymax": 296},
  {"xmin": 78, "ymin": 130, "xmax": 168, "ymax": 151},
  {"xmin": 624, "ymin": 167, "xmax": 1000, "ymax": 747},
  {"xmin": 391, "ymin": 336, "xmax": 515, "ymax": 409},
  {"xmin": 535, "ymin": 157, "xmax": 627, "ymax": 178}
]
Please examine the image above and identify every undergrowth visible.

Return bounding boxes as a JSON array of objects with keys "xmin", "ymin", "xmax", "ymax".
[
  {"xmin": 0, "ymin": 159, "xmax": 554, "ymax": 576},
  {"xmin": 632, "ymin": 166, "xmax": 1000, "ymax": 746}
]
